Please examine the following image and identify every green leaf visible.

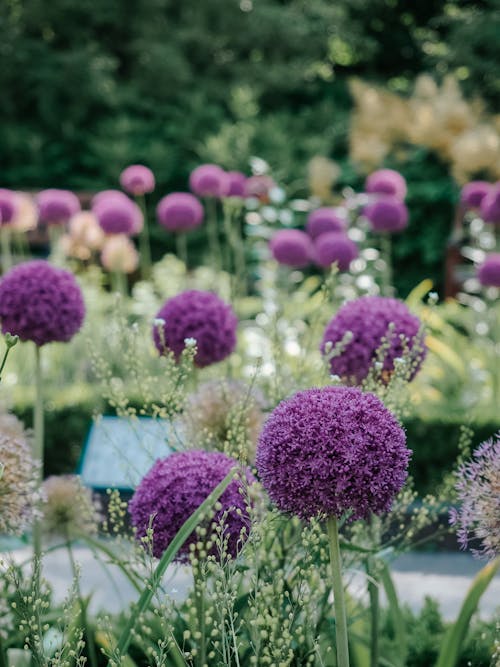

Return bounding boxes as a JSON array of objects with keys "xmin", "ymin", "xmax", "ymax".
[
  {"xmin": 435, "ymin": 556, "xmax": 500, "ymax": 667},
  {"xmin": 379, "ymin": 560, "xmax": 407, "ymax": 666}
]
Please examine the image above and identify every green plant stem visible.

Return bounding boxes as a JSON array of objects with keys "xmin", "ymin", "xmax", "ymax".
[
  {"xmin": 137, "ymin": 194, "xmax": 152, "ymax": 279},
  {"xmin": 206, "ymin": 197, "xmax": 222, "ymax": 273},
  {"xmin": 33, "ymin": 345, "xmax": 44, "ymax": 566},
  {"xmin": 327, "ymin": 515, "xmax": 350, "ymax": 667},
  {"xmin": 111, "ymin": 270, "xmax": 127, "ymax": 296},
  {"xmin": 176, "ymin": 232, "xmax": 188, "ymax": 267},
  {"xmin": 367, "ymin": 558, "xmax": 379, "ymax": 667},
  {"xmin": 194, "ymin": 568, "xmax": 207, "ymax": 667},
  {"xmin": 1, "ymin": 228, "xmax": 12, "ymax": 272},
  {"xmin": 380, "ymin": 234, "xmax": 393, "ymax": 297}
]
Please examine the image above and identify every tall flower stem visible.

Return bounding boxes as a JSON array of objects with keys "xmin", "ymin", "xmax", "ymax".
[
  {"xmin": 111, "ymin": 270, "xmax": 127, "ymax": 296},
  {"xmin": 367, "ymin": 557, "xmax": 379, "ymax": 667},
  {"xmin": 137, "ymin": 195, "xmax": 152, "ymax": 279},
  {"xmin": 33, "ymin": 345, "xmax": 44, "ymax": 565},
  {"xmin": 206, "ymin": 197, "xmax": 222, "ymax": 273},
  {"xmin": 327, "ymin": 515, "xmax": 350, "ymax": 667},
  {"xmin": 1, "ymin": 228, "xmax": 12, "ymax": 272},
  {"xmin": 175, "ymin": 233, "xmax": 188, "ymax": 268},
  {"xmin": 380, "ymin": 234, "xmax": 393, "ymax": 297},
  {"xmin": 194, "ymin": 566, "xmax": 207, "ymax": 667}
]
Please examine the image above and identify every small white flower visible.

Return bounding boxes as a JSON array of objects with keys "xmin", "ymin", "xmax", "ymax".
[
  {"xmin": 153, "ymin": 318, "xmax": 166, "ymax": 328},
  {"xmin": 184, "ymin": 337, "xmax": 197, "ymax": 348}
]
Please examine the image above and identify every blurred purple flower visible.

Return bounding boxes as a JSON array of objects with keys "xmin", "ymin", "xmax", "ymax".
[
  {"xmin": 269, "ymin": 229, "xmax": 313, "ymax": 268},
  {"xmin": 0, "ymin": 189, "xmax": 19, "ymax": 225},
  {"xmin": 37, "ymin": 189, "xmax": 81, "ymax": 226},
  {"xmin": 365, "ymin": 169, "xmax": 407, "ymax": 201},
  {"xmin": 225, "ymin": 171, "xmax": 247, "ymax": 198},
  {"xmin": 306, "ymin": 207, "xmax": 346, "ymax": 239},
  {"xmin": 189, "ymin": 164, "xmax": 229, "ymax": 198},
  {"xmin": 480, "ymin": 183, "xmax": 500, "ymax": 225},
  {"xmin": 460, "ymin": 181, "xmax": 492, "ymax": 210},
  {"xmin": 120, "ymin": 164, "xmax": 155, "ymax": 196},
  {"xmin": 243, "ymin": 175, "xmax": 276, "ymax": 201},
  {"xmin": 364, "ymin": 197, "xmax": 409, "ymax": 233},
  {"xmin": 156, "ymin": 193, "xmax": 204, "ymax": 233},
  {"xmin": 477, "ymin": 253, "xmax": 500, "ymax": 287},
  {"xmin": 93, "ymin": 195, "xmax": 143, "ymax": 235},
  {"xmin": 313, "ymin": 232, "xmax": 358, "ymax": 271}
]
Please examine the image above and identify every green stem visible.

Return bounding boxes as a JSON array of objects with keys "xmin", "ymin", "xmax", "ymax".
[
  {"xmin": 367, "ymin": 558, "xmax": 379, "ymax": 667},
  {"xmin": 380, "ymin": 234, "xmax": 393, "ymax": 297},
  {"xmin": 194, "ymin": 568, "xmax": 207, "ymax": 667},
  {"xmin": 137, "ymin": 195, "xmax": 153, "ymax": 279},
  {"xmin": 206, "ymin": 197, "xmax": 222, "ymax": 273},
  {"xmin": 33, "ymin": 345, "xmax": 44, "ymax": 566},
  {"xmin": 111, "ymin": 270, "xmax": 127, "ymax": 296},
  {"xmin": 175, "ymin": 233, "xmax": 188, "ymax": 268},
  {"xmin": 327, "ymin": 515, "xmax": 350, "ymax": 667},
  {"xmin": 1, "ymin": 228, "xmax": 12, "ymax": 272}
]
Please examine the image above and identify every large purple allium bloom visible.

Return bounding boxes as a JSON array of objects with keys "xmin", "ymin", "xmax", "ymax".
[
  {"xmin": 269, "ymin": 229, "xmax": 313, "ymax": 268},
  {"xmin": 321, "ymin": 296, "xmax": 426, "ymax": 384},
  {"xmin": 226, "ymin": 171, "xmax": 247, "ymax": 198},
  {"xmin": 314, "ymin": 232, "xmax": 358, "ymax": 271},
  {"xmin": 256, "ymin": 386, "xmax": 410, "ymax": 521},
  {"xmin": 37, "ymin": 189, "xmax": 81, "ymax": 225},
  {"xmin": 480, "ymin": 183, "xmax": 500, "ymax": 225},
  {"xmin": 477, "ymin": 253, "xmax": 500, "ymax": 287},
  {"xmin": 189, "ymin": 164, "xmax": 229, "ymax": 198},
  {"xmin": 93, "ymin": 195, "xmax": 143, "ymax": 235},
  {"xmin": 153, "ymin": 290, "xmax": 237, "ymax": 368},
  {"xmin": 449, "ymin": 434, "xmax": 499, "ymax": 560},
  {"xmin": 120, "ymin": 164, "xmax": 155, "ymax": 196},
  {"xmin": 365, "ymin": 169, "xmax": 407, "ymax": 201},
  {"xmin": 129, "ymin": 450, "xmax": 255, "ymax": 561},
  {"xmin": 460, "ymin": 181, "xmax": 492, "ymax": 210},
  {"xmin": 156, "ymin": 193, "xmax": 204, "ymax": 232},
  {"xmin": 0, "ymin": 260, "xmax": 85, "ymax": 346},
  {"xmin": 306, "ymin": 208, "xmax": 346, "ymax": 240},
  {"xmin": 364, "ymin": 197, "xmax": 409, "ymax": 233},
  {"xmin": 0, "ymin": 189, "xmax": 18, "ymax": 224}
]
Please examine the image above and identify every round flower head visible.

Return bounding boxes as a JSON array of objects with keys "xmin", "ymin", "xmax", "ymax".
[
  {"xmin": 480, "ymin": 183, "xmax": 500, "ymax": 225},
  {"xmin": 92, "ymin": 189, "xmax": 130, "ymax": 208},
  {"xmin": 36, "ymin": 189, "xmax": 81, "ymax": 225},
  {"xmin": 189, "ymin": 164, "xmax": 229, "ymax": 198},
  {"xmin": 69, "ymin": 211, "xmax": 105, "ymax": 250},
  {"xmin": 244, "ymin": 175, "xmax": 276, "ymax": 201},
  {"xmin": 153, "ymin": 290, "xmax": 237, "ymax": 368},
  {"xmin": 477, "ymin": 253, "xmax": 500, "ymax": 288},
  {"xmin": 42, "ymin": 475, "xmax": 100, "ymax": 539},
  {"xmin": 364, "ymin": 197, "xmax": 409, "ymax": 233},
  {"xmin": 314, "ymin": 232, "xmax": 358, "ymax": 271},
  {"xmin": 9, "ymin": 193, "xmax": 37, "ymax": 232},
  {"xmin": 460, "ymin": 181, "xmax": 492, "ymax": 210},
  {"xmin": 306, "ymin": 207, "xmax": 346, "ymax": 240},
  {"xmin": 256, "ymin": 386, "xmax": 410, "ymax": 521},
  {"xmin": 93, "ymin": 195, "xmax": 143, "ymax": 235},
  {"xmin": 450, "ymin": 434, "xmax": 499, "ymax": 560},
  {"xmin": 0, "ymin": 189, "xmax": 18, "ymax": 225},
  {"xmin": 156, "ymin": 192, "xmax": 204, "ymax": 233},
  {"xmin": 0, "ymin": 260, "xmax": 85, "ymax": 346},
  {"xmin": 226, "ymin": 171, "xmax": 247, "ymax": 198},
  {"xmin": 129, "ymin": 450, "xmax": 255, "ymax": 561},
  {"xmin": 269, "ymin": 229, "xmax": 313, "ymax": 268},
  {"xmin": 365, "ymin": 169, "xmax": 407, "ymax": 200},
  {"xmin": 321, "ymin": 296, "xmax": 426, "ymax": 384},
  {"xmin": 101, "ymin": 235, "xmax": 139, "ymax": 274},
  {"xmin": 120, "ymin": 164, "xmax": 155, "ymax": 196}
]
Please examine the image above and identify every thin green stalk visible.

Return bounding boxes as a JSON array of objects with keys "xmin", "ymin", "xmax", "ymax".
[
  {"xmin": 206, "ymin": 197, "xmax": 222, "ymax": 273},
  {"xmin": 1, "ymin": 228, "xmax": 12, "ymax": 272},
  {"xmin": 33, "ymin": 345, "xmax": 44, "ymax": 566},
  {"xmin": 367, "ymin": 558, "xmax": 379, "ymax": 667},
  {"xmin": 380, "ymin": 234, "xmax": 393, "ymax": 297},
  {"xmin": 327, "ymin": 515, "xmax": 350, "ymax": 667},
  {"xmin": 0, "ymin": 635, "xmax": 7, "ymax": 667},
  {"xmin": 137, "ymin": 194, "xmax": 152, "ymax": 279},
  {"xmin": 175, "ymin": 233, "xmax": 188, "ymax": 267},
  {"xmin": 111, "ymin": 270, "xmax": 127, "ymax": 296},
  {"xmin": 194, "ymin": 568, "xmax": 207, "ymax": 667}
]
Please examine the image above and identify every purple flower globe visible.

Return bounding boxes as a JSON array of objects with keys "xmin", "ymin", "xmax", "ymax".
[
  {"xmin": 480, "ymin": 183, "xmax": 500, "ymax": 225},
  {"xmin": 243, "ymin": 175, "xmax": 276, "ymax": 201},
  {"xmin": 460, "ymin": 181, "xmax": 492, "ymax": 210},
  {"xmin": 477, "ymin": 253, "xmax": 500, "ymax": 287},
  {"xmin": 321, "ymin": 296, "xmax": 426, "ymax": 384},
  {"xmin": 313, "ymin": 232, "xmax": 358, "ymax": 271},
  {"xmin": 156, "ymin": 193, "xmax": 204, "ymax": 233},
  {"xmin": 93, "ymin": 195, "xmax": 143, "ymax": 235},
  {"xmin": 0, "ymin": 189, "xmax": 18, "ymax": 225},
  {"xmin": 153, "ymin": 290, "xmax": 237, "ymax": 368},
  {"xmin": 0, "ymin": 260, "xmax": 85, "ymax": 347},
  {"xmin": 364, "ymin": 197, "xmax": 409, "ymax": 233},
  {"xmin": 129, "ymin": 450, "xmax": 255, "ymax": 561},
  {"xmin": 189, "ymin": 164, "xmax": 229, "ymax": 198},
  {"xmin": 120, "ymin": 164, "xmax": 155, "ymax": 196},
  {"xmin": 226, "ymin": 171, "xmax": 247, "ymax": 198},
  {"xmin": 365, "ymin": 169, "xmax": 407, "ymax": 201},
  {"xmin": 269, "ymin": 229, "xmax": 313, "ymax": 268},
  {"xmin": 256, "ymin": 386, "xmax": 410, "ymax": 521},
  {"xmin": 36, "ymin": 189, "xmax": 81, "ymax": 225},
  {"xmin": 92, "ymin": 190, "xmax": 130, "ymax": 208},
  {"xmin": 306, "ymin": 208, "xmax": 346, "ymax": 240}
]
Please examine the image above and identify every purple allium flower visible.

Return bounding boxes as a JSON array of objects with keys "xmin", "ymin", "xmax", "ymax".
[
  {"xmin": 477, "ymin": 253, "xmax": 500, "ymax": 287},
  {"xmin": 364, "ymin": 197, "xmax": 409, "ymax": 233},
  {"xmin": 129, "ymin": 450, "xmax": 255, "ymax": 561},
  {"xmin": 365, "ymin": 169, "xmax": 407, "ymax": 201},
  {"xmin": 313, "ymin": 232, "xmax": 358, "ymax": 271},
  {"xmin": 0, "ymin": 260, "xmax": 85, "ymax": 346},
  {"xmin": 0, "ymin": 189, "xmax": 19, "ymax": 225},
  {"xmin": 243, "ymin": 175, "xmax": 276, "ymax": 201},
  {"xmin": 256, "ymin": 386, "xmax": 410, "ymax": 521},
  {"xmin": 321, "ymin": 296, "xmax": 426, "ymax": 384},
  {"xmin": 36, "ymin": 189, "xmax": 81, "ymax": 225},
  {"xmin": 93, "ymin": 195, "xmax": 143, "ymax": 235},
  {"xmin": 189, "ymin": 164, "xmax": 229, "ymax": 198},
  {"xmin": 226, "ymin": 171, "xmax": 247, "ymax": 198},
  {"xmin": 306, "ymin": 207, "xmax": 346, "ymax": 240},
  {"xmin": 269, "ymin": 229, "xmax": 313, "ymax": 268},
  {"xmin": 449, "ymin": 434, "xmax": 499, "ymax": 560},
  {"xmin": 153, "ymin": 290, "xmax": 237, "ymax": 368},
  {"xmin": 120, "ymin": 164, "xmax": 155, "ymax": 196},
  {"xmin": 480, "ymin": 183, "xmax": 500, "ymax": 225},
  {"xmin": 92, "ymin": 190, "xmax": 130, "ymax": 208},
  {"xmin": 460, "ymin": 181, "xmax": 492, "ymax": 210},
  {"xmin": 156, "ymin": 193, "xmax": 204, "ymax": 233}
]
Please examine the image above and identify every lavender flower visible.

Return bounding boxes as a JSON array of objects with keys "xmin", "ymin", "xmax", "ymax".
[
  {"xmin": 129, "ymin": 450, "xmax": 255, "ymax": 561},
  {"xmin": 92, "ymin": 189, "xmax": 130, "ymax": 207},
  {"xmin": 0, "ymin": 260, "xmax": 85, "ymax": 346},
  {"xmin": 450, "ymin": 434, "xmax": 499, "ymax": 559},
  {"xmin": 0, "ymin": 189, "xmax": 18, "ymax": 225},
  {"xmin": 189, "ymin": 164, "xmax": 229, "ymax": 198},
  {"xmin": 226, "ymin": 171, "xmax": 247, "ymax": 198},
  {"xmin": 365, "ymin": 169, "xmax": 407, "ymax": 200},
  {"xmin": 321, "ymin": 296, "xmax": 426, "ymax": 384},
  {"xmin": 480, "ymin": 183, "xmax": 500, "ymax": 225},
  {"xmin": 42, "ymin": 475, "xmax": 100, "ymax": 538},
  {"xmin": 156, "ymin": 192, "xmax": 204, "ymax": 232},
  {"xmin": 153, "ymin": 290, "xmax": 237, "ymax": 368},
  {"xmin": 120, "ymin": 164, "xmax": 155, "ymax": 196},
  {"xmin": 93, "ymin": 195, "xmax": 143, "ymax": 235},
  {"xmin": 36, "ymin": 189, "xmax": 81, "ymax": 225},
  {"xmin": 269, "ymin": 229, "xmax": 313, "ymax": 268},
  {"xmin": 460, "ymin": 181, "xmax": 492, "ymax": 210},
  {"xmin": 477, "ymin": 253, "xmax": 500, "ymax": 288},
  {"xmin": 364, "ymin": 197, "xmax": 409, "ymax": 232},
  {"xmin": 256, "ymin": 386, "xmax": 410, "ymax": 521},
  {"xmin": 306, "ymin": 207, "xmax": 346, "ymax": 240},
  {"xmin": 313, "ymin": 232, "xmax": 358, "ymax": 271},
  {"xmin": 243, "ymin": 175, "xmax": 276, "ymax": 201}
]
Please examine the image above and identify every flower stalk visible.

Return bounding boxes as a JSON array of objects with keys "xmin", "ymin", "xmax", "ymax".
[{"xmin": 327, "ymin": 515, "xmax": 350, "ymax": 667}]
